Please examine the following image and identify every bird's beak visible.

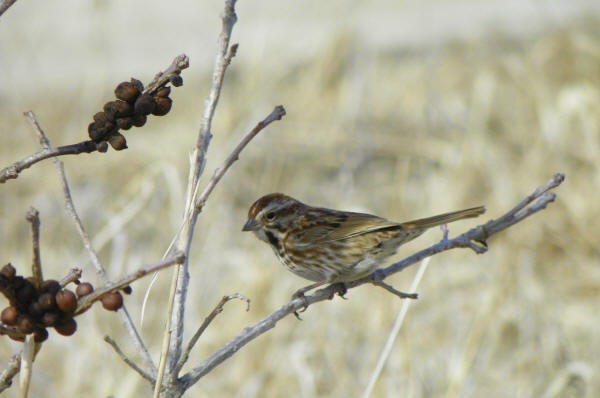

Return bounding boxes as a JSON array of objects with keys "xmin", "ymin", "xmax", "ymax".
[{"xmin": 242, "ymin": 218, "xmax": 260, "ymax": 231}]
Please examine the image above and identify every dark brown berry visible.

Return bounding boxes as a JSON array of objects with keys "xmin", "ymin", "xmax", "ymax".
[
  {"xmin": 131, "ymin": 113, "xmax": 147, "ymax": 127},
  {"xmin": 56, "ymin": 290, "xmax": 77, "ymax": 313},
  {"xmin": 41, "ymin": 312, "xmax": 60, "ymax": 327},
  {"xmin": 97, "ymin": 141, "xmax": 109, "ymax": 153},
  {"xmin": 134, "ymin": 94, "xmax": 156, "ymax": 116},
  {"xmin": 38, "ymin": 292, "xmax": 57, "ymax": 311},
  {"xmin": 104, "ymin": 100, "xmax": 134, "ymax": 119},
  {"xmin": 16, "ymin": 280, "xmax": 37, "ymax": 304},
  {"xmin": 122, "ymin": 285, "xmax": 132, "ymax": 295},
  {"xmin": 88, "ymin": 122, "xmax": 104, "ymax": 141},
  {"xmin": 130, "ymin": 78, "xmax": 144, "ymax": 93},
  {"xmin": 75, "ymin": 282, "xmax": 94, "ymax": 298},
  {"xmin": 12, "ymin": 276, "xmax": 25, "ymax": 288},
  {"xmin": 114, "ymin": 82, "xmax": 140, "ymax": 103},
  {"xmin": 152, "ymin": 96, "xmax": 172, "ymax": 116},
  {"xmin": 1, "ymin": 263, "xmax": 16, "ymax": 279},
  {"xmin": 17, "ymin": 315, "xmax": 34, "ymax": 334},
  {"xmin": 55, "ymin": 318, "xmax": 77, "ymax": 336},
  {"xmin": 33, "ymin": 328, "xmax": 49, "ymax": 342},
  {"xmin": 108, "ymin": 133, "xmax": 128, "ymax": 151},
  {"xmin": 1, "ymin": 306, "xmax": 18, "ymax": 325},
  {"xmin": 40, "ymin": 280, "xmax": 61, "ymax": 295},
  {"xmin": 169, "ymin": 74, "xmax": 183, "ymax": 87},
  {"xmin": 101, "ymin": 292, "xmax": 123, "ymax": 311},
  {"xmin": 116, "ymin": 117, "xmax": 133, "ymax": 130},
  {"xmin": 156, "ymin": 86, "xmax": 171, "ymax": 98},
  {"xmin": 93, "ymin": 111, "xmax": 109, "ymax": 124},
  {"xmin": 28, "ymin": 302, "xmax": 43, "ymax": 317}
]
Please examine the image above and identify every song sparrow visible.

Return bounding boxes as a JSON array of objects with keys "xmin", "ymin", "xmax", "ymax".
[{"xmin": 243, "ymin": 193, "xmax": 485, "ymax": 298}]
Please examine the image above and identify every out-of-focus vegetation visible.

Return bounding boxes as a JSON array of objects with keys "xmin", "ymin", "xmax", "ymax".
[{"xmin": 0, "ymin": 3, "xmax": 599, "ymax": 397}]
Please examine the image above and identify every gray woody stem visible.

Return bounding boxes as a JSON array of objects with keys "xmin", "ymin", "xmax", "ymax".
[
  {"xmin": 154, "ymin": 1, "xmax": 240, "ymax": 394},
  {"xmin": 175, "ymin": 294, "xmax": 250, "ymax": 375}
]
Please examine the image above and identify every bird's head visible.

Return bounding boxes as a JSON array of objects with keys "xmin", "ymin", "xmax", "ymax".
[{"xmin": 242, "ymin": 193, "xmax": 303, "ymax": 244}]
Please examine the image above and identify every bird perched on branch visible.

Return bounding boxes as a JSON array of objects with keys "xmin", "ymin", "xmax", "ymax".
[{"xmin": 243, "ymin": 193, "xmax": 485, "ymax": 299}]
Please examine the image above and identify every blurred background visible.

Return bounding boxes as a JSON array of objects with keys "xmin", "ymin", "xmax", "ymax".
[{"xmin": 1, "ymin": 0, "xmax": 599, "ymax": 397}]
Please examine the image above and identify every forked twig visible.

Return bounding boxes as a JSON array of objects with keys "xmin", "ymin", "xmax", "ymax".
[
  {"xmin": 104, "ymin": 336, "xmax": 155, "ymax": 383},
  {"xmin": 153, "ymin": 2, "xmax": 249, "ymax": 395},
  {"xmin": 195, "ymin": 105, "xmax": 286, "ymax": 213},
  {"xmin": 175, "ymin": 294, "xmax": 250, "ymax": 374}
]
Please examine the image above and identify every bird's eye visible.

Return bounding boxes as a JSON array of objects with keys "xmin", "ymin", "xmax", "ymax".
[{"xmin": 265, "ymin": 212, "xmax": 276, "ymax": 221}]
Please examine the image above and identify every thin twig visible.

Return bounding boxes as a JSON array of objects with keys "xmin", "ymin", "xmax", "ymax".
[
  {"xmin": 154, "ymin": 1, "xmax": 240, "ymax": 394},
  {"xmin": 362, "ymin": 257, "xmax": 431, "ymax": 398},
  {"xmin": 23, "ymin": 111, "xmax": 158, "ymax": 376},
  {"xmin": 19, "ymin": 335, "xmax": 35, "ymax": 398},
  {"xmin": 74, "ymin": 252, "xmax": 185, "ymax": 315},
  {"xmin": 0, "ymin": 355, "xmax": 21, "ymax": 393},
  {"xmin": 104, "ymin": 336, "xmax": 155, "ymax": 384},
  {"xmin": 59, "ymin": 268, "xmax": 83, "ymax": 287},
  {"xmin": 25, "ymin": 208, "xmax": 42, "ymax": 289},
  {"xmin": 178, "ymin": 173, "xmax": 565, "ymax": 388},
  {"xmin": 175, "ymin": 294, "xmax": 250, "ymax": 375},
  {"xmin": 0, "ymin": 325, "xmax": 25, "ymax": 339},
  {"xmin": 144, "ymin": 54, "xmax": 190, "ymax": 94},
  {"xmin": 0, "ymin": 140, "xmax": 100, "ymax": 183},
  {"xmin": 0, "ymin": 0, "xmax": 18, "ymax": 18},
  {"xmin": 194, "ymin": 105, "xmax": 286, "ymax": 212}
]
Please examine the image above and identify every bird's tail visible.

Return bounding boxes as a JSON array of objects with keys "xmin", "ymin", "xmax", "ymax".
[{"xmin": 401, "ymin": 206, "xmax": 485, "ymax": 230}]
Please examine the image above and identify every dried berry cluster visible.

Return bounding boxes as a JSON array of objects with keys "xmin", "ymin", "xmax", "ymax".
[
  {"xmin": 0, "ymin": 263, "xmax": 125, "ymax": 342},
  {"xmin": 87, "ymin": 78, "xmax": 176, "ymax": 151}
]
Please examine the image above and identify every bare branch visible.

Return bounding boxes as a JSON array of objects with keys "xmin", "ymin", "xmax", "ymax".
[
  {"xmin": 25, "ymin": 208, "xmax": 42, "ymax": 289},
  {"xmin": 179, "ymin": 173, "xmax": 565, "ymax": 389},
  {"xmin": 22, "ymin": 111, "xmax": 158, "ymax": 376},
  {"xmin": 0, "ymin": 0, "xmax": 18, "ymax": 18},
  {"xmin": 143, "ymin": 54, "xmax": 190, "ymax": 94},
  {"xmin": 104, "ymin": 336, "xmax": 155, "ymax": 384},
  {"xmin": 155, "ymin": 1, "xmax": 241, "ymax": 393},
  {"xmin": 0, "ymin": 325, "xmax": 25, "ymax": 339},
  {"xmin": 175, "ymin": 294, "xmax": 249, "ymax": 375},
  {"xmin": 19, "ymin": 335, "xmax": 35, "ymax": 398},
  {"xmin": 0, "ymin": 140, "xmax": 99, "ymax": 184},
  {"xmin": 194, "ymin": 105, "xmax": 286, "ymax": 212},
  {"xmin": 59, "ymin": 268, "xmax": 83, "ymax": 288},
  {"xmin": 74, "ymin": 252, "xmax": 185, "ymax": 315},
  {"xmin": 0, "ymin": 355, "xmax": 20, "ymax": 393}
]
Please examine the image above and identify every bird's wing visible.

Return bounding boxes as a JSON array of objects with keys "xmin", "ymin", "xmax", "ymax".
[{"xmin": 289, "ymin": 210, "xmax": 400, "ymax": 246}]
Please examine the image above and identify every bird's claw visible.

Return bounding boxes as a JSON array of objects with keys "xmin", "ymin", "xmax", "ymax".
[
  {"xmin": 329, "ymin": 282, "xmax": 347, "ymax": 299},
  {"xmin": 292, "ymin": 291, "xmax": 309, "ymax": 320}
]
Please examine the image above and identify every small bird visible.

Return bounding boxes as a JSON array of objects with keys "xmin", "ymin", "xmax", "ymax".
[{"xmin": 243, "ymin": 193, "xmax": 485, "ymax": 299}]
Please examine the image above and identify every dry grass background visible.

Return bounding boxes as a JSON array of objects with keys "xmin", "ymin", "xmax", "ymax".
[{"xmin": 1, "ymin": 1, "xmax": 599, "ymax": 397}]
